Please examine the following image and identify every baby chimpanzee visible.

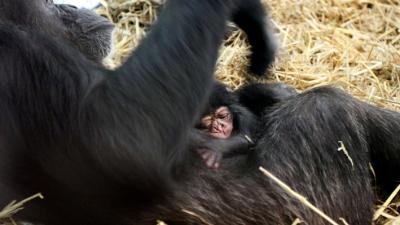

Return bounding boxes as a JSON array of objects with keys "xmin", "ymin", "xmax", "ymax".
[{"xmin": 189, "ymin": 82, "xmax": 297, "ymax": 169}]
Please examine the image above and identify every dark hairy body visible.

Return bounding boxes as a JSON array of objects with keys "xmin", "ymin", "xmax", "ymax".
[
  {"xmin": 0, "ymin": 0, "xmax": 277, "ymax": 224},
  {"xmin": 189, "ymin": 82, "xmax": 258, "ymax": 169},
  {"xmin": 148, "ymin": 86, "xmax": 400, "ymax": 225},
  {"xmin": 189, "ymin": 82, "xmax": 297, "ymax": 169},
  {"xmin": 0, "ymin": 0, "xmax": 400, "ymax": 224}
]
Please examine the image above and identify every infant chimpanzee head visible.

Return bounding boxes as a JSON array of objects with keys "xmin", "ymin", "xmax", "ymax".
[{"xmin": 197, "ymin": 82, "xmax": 240, "ymax": 139}]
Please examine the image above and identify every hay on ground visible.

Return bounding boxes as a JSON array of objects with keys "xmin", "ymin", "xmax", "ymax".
[{"xmin": 98, "ymin": 0, "xmax": 400, "ymax": 111}]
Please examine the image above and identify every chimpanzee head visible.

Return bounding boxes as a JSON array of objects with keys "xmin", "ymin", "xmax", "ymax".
[
  {"xmin": 0, "ymin": 0, "xmax": 115, "ymax": 63},
  {"xmin": 197, "ymin": 82, "xmax": 239, "ymax": 139}
]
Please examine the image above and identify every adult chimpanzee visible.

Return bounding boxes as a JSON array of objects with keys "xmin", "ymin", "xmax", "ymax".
[
  {"xmin": 0, "ymin": 0, "xmax": 276, "ymax": 224},
  {"xmin": 144, "ymin": 86, "xmax": 400, "ymax": 225},
  {"xmin": 190, "ymin": 82, "xmax": 297, "ymax": 169}
]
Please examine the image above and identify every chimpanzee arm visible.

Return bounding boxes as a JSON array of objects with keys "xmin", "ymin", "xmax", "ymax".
[
  {"xmin": 0, "ymin": 0, "xmax": 274, "ymax": 223},
  {"xmin": 232, "ymin": 0, "xmax": 276, "ymax": 75},
  {"xmin": 0, "ymin": 0, "xmax": 271, "ymax": 205},
  {"xmin": 189, "ymin": 129, "xmax": 253, "ymax": 154},
  {"xmin": 64, "ymin": 1, "xmax": 232, "ymax": 201},
  {"xmin": 236, "ymin": 82, "xmax": 298, "ymax": 117},
  {"xmin": 189, "ymin": 129, "xmax": 253, "ymax": 169},
  {"xmin": 77, "ymin": 0, "xmax": 271, "ymax": 197}
]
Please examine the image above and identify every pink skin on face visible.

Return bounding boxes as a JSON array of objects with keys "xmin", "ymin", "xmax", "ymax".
[
  {"xmin": 201, "ymin": 106, "xmax": 233, "ymax": 139},
  {"xmin": 198, "ymin": 106, "xmax": 234, "ymax": 169}
]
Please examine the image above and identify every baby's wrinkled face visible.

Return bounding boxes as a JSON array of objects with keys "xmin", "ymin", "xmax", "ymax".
[{"xmin": 200, "ymin": 106, "xmax": 233, "ymax": 139}]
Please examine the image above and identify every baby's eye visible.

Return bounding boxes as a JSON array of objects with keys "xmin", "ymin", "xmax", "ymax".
[{"xmin": 218, "ymin": 113, "xmax": 231, "ymax": 121}]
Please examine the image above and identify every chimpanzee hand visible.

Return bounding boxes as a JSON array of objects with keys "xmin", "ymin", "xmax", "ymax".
[
  {"xmin": 196, "ymin": 136, "xmax": 232, "ymax": 169},
  {"xmin": 194, "ymin": 135, "xmax": 252, "ymax": 170},
  {"xmin": 196, "ymin": 148, "xmax": 223, "ymax": 170}
]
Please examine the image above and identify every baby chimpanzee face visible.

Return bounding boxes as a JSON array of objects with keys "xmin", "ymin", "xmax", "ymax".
[{"xmin": 199, "ymin": 106, "xmax": 233, "ymax": 139}]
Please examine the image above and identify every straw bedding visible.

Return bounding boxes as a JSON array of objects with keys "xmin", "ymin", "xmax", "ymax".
[
  {"xmin": 1, "ymin": 0, "xmax": 399, "ymax": 224},
  {"xmin": 98, "ymin": 0, "xmax": 400, "ymax": 110}
]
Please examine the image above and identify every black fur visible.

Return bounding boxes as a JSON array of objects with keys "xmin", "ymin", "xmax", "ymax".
[
  {"xmin": 0, "ymin": 0, "xmax": 115, "ymax": 63},
  {"xmin": 0, "ymin": 0, "xmax": 275, "ymax": 224},
  {"xmin": 199, "ymin": 82, "xmax": 259, "ymax": 137},
  {"xmin": 232, "ymin": 1, "xmax": 277, "ymax": 75},
  {"xmin": 189, "ymin": 82, "xmax": 297, "ymax": 165},
  {"xmin": 145, "ymin": 86, "xmax": 400, "ymax": 225},
  {"xmin": 2, "ymin": 0, "xmax": 399, "ymax": 224},
  {"xmin": 56, "ymin": 4, "xmax": 116, "ymax": 62},
  {"xmin": 236, "ymin": 82, "xmax": 298, "ymax": 117},
  {"xmin": 189, "ymin": 82, "xmax": 259, "ymax": 168}
]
